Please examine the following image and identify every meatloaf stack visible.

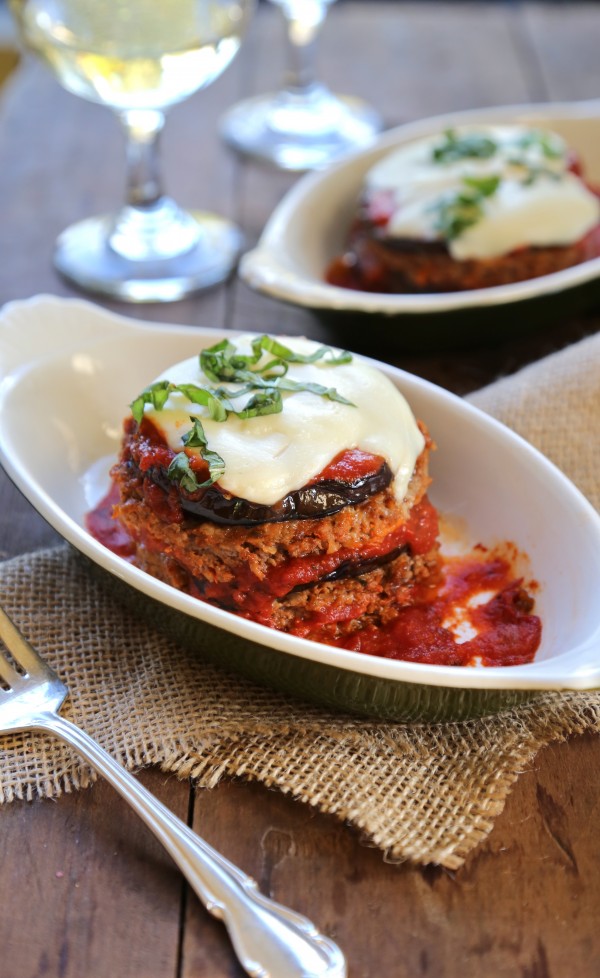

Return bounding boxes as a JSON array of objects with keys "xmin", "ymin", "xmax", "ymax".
[
  {"xmin": 110, "ymin": 336, "xmax": 440, "ymax": 646},
  {"xmin": 326, "ymin": 124, "xmax": 600, "ymax": 293}
]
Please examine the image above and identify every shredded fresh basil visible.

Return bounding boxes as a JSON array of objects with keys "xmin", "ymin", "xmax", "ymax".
[
  {"xmin": 173, "ymin": 384, "xmax": 229, "ymax": 421},
  {"xmin": 522, "ymin": 166, "xmax": 562, "ymax": 187},
  {"xmin": 463, "ymin": 175, "xmax": 501, "ymax": 196},
  {"xmin": 130, "ymin": 381, "xmax": 227, "ymax": 424},
  {"xmin": 130, "ymin": 336, "xmax": 355, "ymax": 487},
  {"xmin": 130, "ymin": 380, "xmax": 172, "ymax": 423},
  {"xmin": 432, "ymin": 128, "xmax": 497, "ymax": 164},
  {"xmin": 166, "ymin": 453, "xmax": 202, "ymax": 494},
  {"xmin": 165, "ymin": 419, "xmax": 226, "ymax": 492},
  {"xmin": 273, "ymin": 377, "xmax": 355, "ymax": 405},
  {"xmin": 432, "ymin": 128, "xmax": 564, "ymax": 167},
  {"xmin": 515, "ymin": 129, "xmax": 563, "ymax": 161},
  {"xmin": 428, "ymin": 127, "xmax": 568, "ymax": 240},
  {"xmin": 200, "ymin": 334, "xmax": 351, "ymax": 383},
  {"xmin": 234, "ymin": 389, "xmax": 283, "ymax": 419},
  {"xmin": 507, "ymin": 159, "xmax": 563, "ymax": 187},
  {"xmin": 210, "ymin": 374, "xmax": 354, "ymax": 407},
  {"xmin": 432, "ymin": 174, "xmax": 501, "ymax": 240}
]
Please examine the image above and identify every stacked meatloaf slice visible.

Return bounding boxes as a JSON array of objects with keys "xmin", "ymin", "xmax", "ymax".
[
  {"xmin": 329, "ymin": 220, "xmax": 600, "ymax": 294},
  {"xmin": 111, "ymin": 417, "xmax": 439, "ymax": 646}
]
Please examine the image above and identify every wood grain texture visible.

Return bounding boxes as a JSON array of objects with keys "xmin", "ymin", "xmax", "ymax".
[
  {"xmin": 520, "ymin": 1, "xmax": 600, "ymax": 102},
  {"xmin": 180, "ymin": 732, "xmax": 600, "ymax": 978},
  {"xmin": 0, "ymin": 4, "xmax": 599, "ymax": 978},
  {"xmin": 0, "ymin": 770, "xmax": 188, "ymax": 978}
]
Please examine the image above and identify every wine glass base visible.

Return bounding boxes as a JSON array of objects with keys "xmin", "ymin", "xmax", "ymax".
[
  {"xmin": 220, "ymin": 90, "xmax": 382, "ymax": 171},
  {"xmin": 54, "ymin": 212, "xmax": 243, "ymax": 303}
]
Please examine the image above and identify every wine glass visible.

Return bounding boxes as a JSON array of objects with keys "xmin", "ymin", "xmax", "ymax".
[
  {"xmin": 219, "ymin": 0, "xmax": 382, "ymax": 171},
  {"xmin": 9, "ymin": 0, "xmax": 256, "ymax": 302}
]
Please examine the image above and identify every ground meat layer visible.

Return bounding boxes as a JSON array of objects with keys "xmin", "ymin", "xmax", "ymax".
[
  {"xmin": 326, "ymin": 219, "xmax": 600, "ymax": 294},
  {"xmin": 135, "ymin": 540, "xmax": 440, "ymax": 640},
  {"xmin": 111, "ymin": 421, "xmax": 440, "ymax": 638}
]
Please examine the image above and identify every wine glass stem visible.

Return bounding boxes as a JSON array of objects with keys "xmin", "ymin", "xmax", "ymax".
[
  {"xmin": 108, "ymin": 108, "xmax": 200, "ymax": 262},
  {"xmin": 121, "ymin": 108, "xmax": 165, "ymax": 207},
  {"xmin": 280, "ymin": 1, "xmax": 328, "ymax": 95}
]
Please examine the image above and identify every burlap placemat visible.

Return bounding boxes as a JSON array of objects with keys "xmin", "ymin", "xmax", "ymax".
[{"xmin": 1, "ymin": 332, "xmax": 599, "ymax": 869}]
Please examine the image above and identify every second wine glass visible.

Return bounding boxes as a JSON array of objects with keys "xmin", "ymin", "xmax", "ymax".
[
  {"xmin": 10, "ymin": 0, "xmax": 256, "ymax": 302},
  {"xmin": 220, "ymin": 0, "xmax": 382, "ymax": 171}
]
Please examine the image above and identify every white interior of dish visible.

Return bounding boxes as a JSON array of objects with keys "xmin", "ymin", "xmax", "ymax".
[
  {"xmin": 1, "ymin": 296, "xmax": 599, "ymax": 691},
  {"xmin": 240, "ymin": 100, "xmax": 600, "ymax": 313}
]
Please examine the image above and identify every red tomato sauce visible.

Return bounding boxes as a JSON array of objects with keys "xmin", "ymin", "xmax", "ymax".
[
  {"xmin": 85, "ymin": 482, "xmax": 136, "ymax": 561},
  {"xmin": 86, "ymin": 479, "xmax": 541, "ymax": 668},
  {"xmin": 316, "ymin": 551, "xmax": 541, "ymax": 667},
  {"xmin": 312, "ymin": 447, "xmax": 386, "ymax": 483}
]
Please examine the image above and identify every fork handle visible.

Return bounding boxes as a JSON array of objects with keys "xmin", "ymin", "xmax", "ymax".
[{"xmin": 37, "ymin": 712, "xmax": 346, "ymax": 978}]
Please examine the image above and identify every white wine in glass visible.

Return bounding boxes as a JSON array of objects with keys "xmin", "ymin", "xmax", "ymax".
[
  {"xmin": 220, "ymin": 0, "xmax": 381, "ymax": 171},
  {"xmin": 10, "ymin": 0, "xmax": 255, "ymax": 301}
]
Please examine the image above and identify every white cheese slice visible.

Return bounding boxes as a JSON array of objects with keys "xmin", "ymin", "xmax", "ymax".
[{"xmin": 365, "ymin": 125, "xmax": 600, "ymax": 260}]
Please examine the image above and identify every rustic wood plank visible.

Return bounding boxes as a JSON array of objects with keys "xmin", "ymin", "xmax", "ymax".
[
  {"xmin": 520, "ymin": 1, "xmax": 600, "ymax": 102},
  {"xmin": 0, "ymin": 769, "xmax": 189, "ymax": 978},
  {"xmin": 246, "ymin": 1, "xmax": 533, "ymax": 129},
  {"xmin": 0, "ymin": 470, "xmax": 61, "ymax": 560}
]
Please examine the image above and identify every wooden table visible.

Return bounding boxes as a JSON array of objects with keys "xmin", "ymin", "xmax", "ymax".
[{"xmin": 1, "ymin": 3, "xmax": 599, "ymax": 976}]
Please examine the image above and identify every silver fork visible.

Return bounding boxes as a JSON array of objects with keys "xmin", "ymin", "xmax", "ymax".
[{"xmin": 0, "ymin": 602, "xmax": 346, "ymax": 978}]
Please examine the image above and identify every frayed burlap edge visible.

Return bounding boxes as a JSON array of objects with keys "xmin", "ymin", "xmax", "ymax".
[{"xmin": 165, "ymin": 692, "xmax": 600, "ymax": 868}]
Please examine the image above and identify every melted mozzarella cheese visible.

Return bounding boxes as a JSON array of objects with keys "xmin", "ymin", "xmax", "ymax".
[
  {"xmin": 365, "ymin": 125, "xmax": 600, "ymax": 260},
  {"xmin": 143, "ymin": 335, "xmax": 425, "ymax": 506}
]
